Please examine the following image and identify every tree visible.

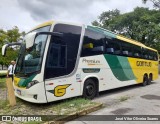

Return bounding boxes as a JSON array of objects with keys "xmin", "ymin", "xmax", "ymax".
[
  {"xmin": 0, "ymin": 48, "xmax": 18, "ymax": 68},
  {"xmin": 92, "ymin": 7, "xmax": 160, "ymax": 52},
  {"xmin": 142, "ymin": 0, "xmax": 160, "ymax": 9},
  {"xmin": 0, "ymin": 29, "xmax": 8, "ymax": 47},
  {"xmin": 6, "ymin": 26, "xmax": 21, "ymax": 43},
  {"xmin": 0, "ymin": 26, "xmax": 24, "ymax": 47},
  {"xmin": 0, "ymin": 26, "xmax": 23, "ymax": 68},
  {"xmin": 92, "ymin": 9, "xmax": 120, "ymax": 29}
]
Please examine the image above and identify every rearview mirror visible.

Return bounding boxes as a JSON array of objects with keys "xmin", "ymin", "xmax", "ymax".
[
  {"xmin": 2, "ymin": 44, "xmax": 8, "ymax": 56},
  {"xmin": 2, "ymin": 43, "xmax": 21, "ymax": 56}
]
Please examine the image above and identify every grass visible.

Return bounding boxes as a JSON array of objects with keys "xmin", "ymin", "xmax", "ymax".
[
  {"xmin": 119, "ymin": 96, "xmax": 130, "ymax": 102},
  {"xmin": 51, "ymin": 98, "xmax": 96, "ymax": 115},
  {"xmin": 0, "ymin": 97, "xmax": 100, "ymax": 122},
  {"xmin": 0, "ymin": 96, "xmax": 99, "ymax": 115},
  {"xmin": 0, "ymin": 86, "xmax": 100, "ymax": 115},
  {"xmin": 0, "ymin": 77, "xmax": 6, "ymax": 88},
  {"xmin": 0, "ymin": 100, "xmax": 8, "ymax": 109}
]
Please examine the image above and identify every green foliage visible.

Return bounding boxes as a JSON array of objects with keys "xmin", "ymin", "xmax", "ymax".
[
  {"xmin": 0, "ymin": 100, "xmax": 9, "ymax": 110},
  {"xmin": 0, "ymin": 26, "xmax": 24, "ymax": 67},
  {"xmin": 0, "ymin": 26, "xmax": 24, "ymax": 47},
  {"xmin": 92, "ymin": 7, "xmax": 160, "ymax": 52},
  {"xmin": 6, "ymin": 26, "xmax": 21, "ymax": 43},
  {"xmin": 0, "ymin": 77, "xmax": 6, "ymax": 88},
  {"xmin": 0, "ymin": 48, "xmax": 19, "ymax": 66},
  {"xmin": 0, "ymin": 29, "xmax": 8, "ymax": 46}
]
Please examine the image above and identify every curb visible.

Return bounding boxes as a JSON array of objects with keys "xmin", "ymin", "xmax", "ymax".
[{"xmin": 46, "ymin": 103, "xmax": 103, "ymax": 124}]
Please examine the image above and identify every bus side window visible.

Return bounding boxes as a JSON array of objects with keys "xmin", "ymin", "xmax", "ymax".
[
  {"xmin": 154, "ymin": 52, "xmax": 158, "ymax": 61},
  {"xmin": 120, "ymin": 41, "xmax": 133, "ymax": 57},
  {"xmin": 105, "ymin": 39, "xmax": 121, "ymax": 55},
  {"xmin": 142, "ymin": 48, "xmax": 148, "ymax": 59},
  {"xmin": 148, "ymin": 51, "xmax": 153, "ymax": 60},
  {"xmin": 47, "ymin": 43, "xmax": 66, "ymax": 68},
  {"xmin": 81, "ymin": 29, "xmax": 105, "ymax": 57},
  {"xmin": 133, "ymin": 46, "xmax": 142, "ymax": 58},
  {"xmin": 150, "ymin": 51, "xmax": 158, "ymax": 61}
]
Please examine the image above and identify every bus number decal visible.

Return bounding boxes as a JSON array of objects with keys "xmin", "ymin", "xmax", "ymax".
[{"xmin": 54, "ymin": 84, "xmax": 71, "ymax": 97}]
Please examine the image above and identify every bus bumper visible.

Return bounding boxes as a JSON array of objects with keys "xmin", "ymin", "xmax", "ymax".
[{"xmin": 13, "ymin": 83, "xmax": 47, "ymax": 103}]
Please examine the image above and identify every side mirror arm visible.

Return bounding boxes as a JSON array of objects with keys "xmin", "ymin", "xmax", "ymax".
[{"xmin": 2, "ymin": 42, "xmax": 21, "ymax": 56}]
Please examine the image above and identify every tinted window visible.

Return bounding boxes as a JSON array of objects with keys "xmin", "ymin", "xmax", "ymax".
[
  {"xmin": 105, "ymin": 39, "xmax": 121, "ymax": 55},
  {"xmin": 153, "ymin": 52, "xmax": 158, "ymax": 61},
  {"xmin": 45, "ymin": 24, "xmax": 82, "ymax": 79},
  {"xmin": 142, "ymin": 48, "xmax": 158, "ymax": 61},
  {"xmin": 149, "ymin": 51, "xmax": 158, "ymax": 61},
  {"xmin": 120, "ymin": 41, "xmax": 133, "ymax": 57},
  {"xmin": 142, "ymin": 48, "xmax": 149, "ymax": 59},
  {"xmin": 81, "ymin": 29, "xmax": 105, "ymax": 57},
  {"xmin": 132, "ymin": 46, "xmax": 142, "ymax": 58},
  {"xmin": 47, "ymin": 42, "xmax": 66, "ymax": 68}
]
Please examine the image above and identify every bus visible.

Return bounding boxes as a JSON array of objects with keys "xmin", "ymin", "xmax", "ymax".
[{"xmin": 2, "ymin": 21, "xmax": 159, "ymax": 103}]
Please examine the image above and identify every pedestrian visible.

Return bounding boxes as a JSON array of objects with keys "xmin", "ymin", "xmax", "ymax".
[{"xmin": 7, "ymin": 60, "xmax": 16, "ymax": 81}]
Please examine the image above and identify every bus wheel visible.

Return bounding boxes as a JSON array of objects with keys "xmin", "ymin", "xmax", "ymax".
[
  {"xmin": 142, "ymin": 75, "xmax": 148, "ymax": 86},
  {"xmin": 147, "ymin": 74, "xmax": 152, "ymax": 85},
  {"xmin": 83, "ymin": 79, "xmax": 96, "ymax": 99}
]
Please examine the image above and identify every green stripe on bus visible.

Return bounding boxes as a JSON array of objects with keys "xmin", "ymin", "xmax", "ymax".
[
  {"xmin": 104, "ymin": 54, "xmax": 135, "ymax": 81},
  {"xmin": 18, "ymin": 74, "xmax": 36, "ymax": 87},
  {"xmin": 117, "ymin": 56, "xmax": 136, "ymax": 80}
]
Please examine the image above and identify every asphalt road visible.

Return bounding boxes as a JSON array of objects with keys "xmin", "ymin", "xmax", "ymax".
[{"xmin": 67, "ymin": 76, "xmax": 160, "ymax": 124}]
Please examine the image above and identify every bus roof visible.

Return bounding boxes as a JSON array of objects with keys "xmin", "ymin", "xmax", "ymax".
[
  {"xmin": 88, "ymin": 25, "xmax": 157, "ymax": 52},
  {"xmin": 29, "ymin": 20, "xmax": 54, "ymax": 32}
]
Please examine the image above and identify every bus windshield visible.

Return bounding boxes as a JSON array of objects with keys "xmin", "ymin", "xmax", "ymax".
[{"xmin": 15, "ymin": 26, "xmax": 51, "ymax": 77}]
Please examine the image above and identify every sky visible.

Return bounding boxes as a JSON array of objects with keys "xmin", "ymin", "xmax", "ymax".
[{"xmin": 0, "ymin": 0, "xmax": 154, "ymax": 32}]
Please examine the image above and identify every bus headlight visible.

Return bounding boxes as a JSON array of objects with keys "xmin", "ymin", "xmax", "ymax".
[{"xmin": 26, "ymin": 80, "xmax": 39, "ymax": 89}]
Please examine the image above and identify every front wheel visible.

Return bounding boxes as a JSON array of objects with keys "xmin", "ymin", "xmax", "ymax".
[{"xmin": 83, "ymin": 79, "xmax": 97, "ymax": 99}]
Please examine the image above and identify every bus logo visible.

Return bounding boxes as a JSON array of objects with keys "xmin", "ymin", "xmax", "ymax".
[
  {"xmin": 136, "ymin": 61, "xmax": 152, "ymax": 67},
  {"xmin": 53, "ymin": 84, "xmax": 71, "ymax": 97},
  {"xmin": 48, "ymin": 84, "xmax": 71, "ymax": 97},
  {"xmin": 82, "ymin": 58, "xmax": 102, "ymax": 66}
]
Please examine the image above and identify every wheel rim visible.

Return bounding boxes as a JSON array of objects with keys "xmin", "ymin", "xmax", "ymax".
[{"xmin": 86, "ymin": 84, "xmax": 94, "ymax": 96}]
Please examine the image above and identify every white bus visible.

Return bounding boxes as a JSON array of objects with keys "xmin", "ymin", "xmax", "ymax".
[{"xmin": 2, "ymin": 21, "xmax": 159, "ymax": 103}]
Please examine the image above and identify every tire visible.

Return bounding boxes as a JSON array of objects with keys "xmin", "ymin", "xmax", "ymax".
[
  {"xmin": 142, "ymin": 75, "xmax": 148, "ymax": 86},
  {"xmin": 83, "ymin": 79, "xmax": 97, "ymax": 99},
  {"xmin": 147, "ymin": 75, "xmax": 152, "ymax": 85}
]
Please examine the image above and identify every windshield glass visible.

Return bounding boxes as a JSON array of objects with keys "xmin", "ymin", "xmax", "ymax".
[{"xmin": 15, "ymin": 26, "xmax": 51, "ymax": 77}]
